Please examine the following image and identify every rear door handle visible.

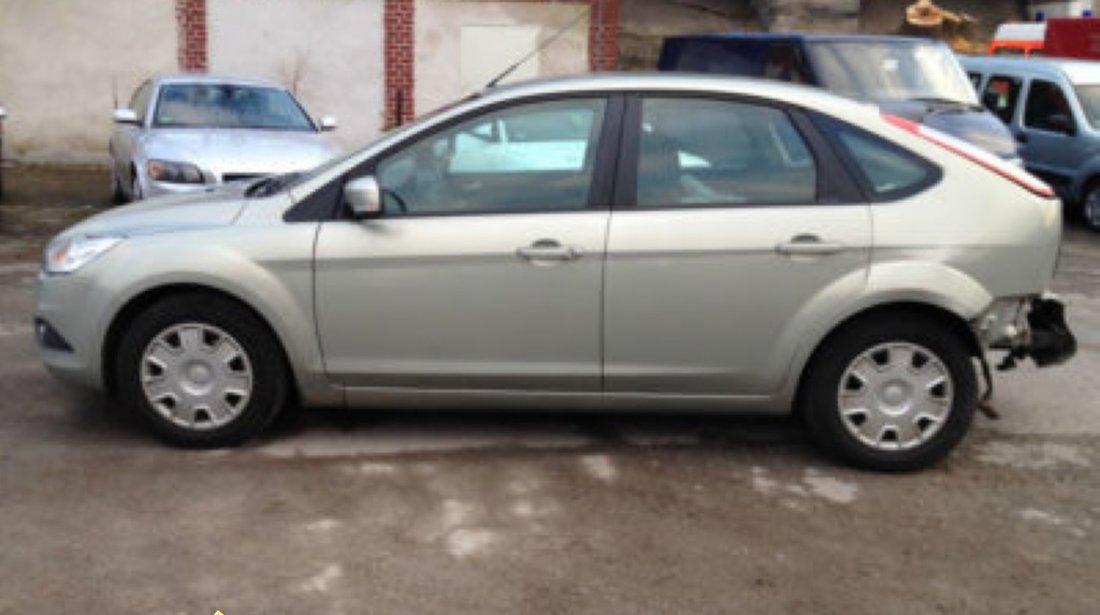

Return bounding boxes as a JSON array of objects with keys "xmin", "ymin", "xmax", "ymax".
[
  {"xmin": 516, "ymin": 239, "xmax": 584, "ymax": 262},
  {"xmin": 776, "ymin": 234, "xmax": 846, "ymax": 256}
]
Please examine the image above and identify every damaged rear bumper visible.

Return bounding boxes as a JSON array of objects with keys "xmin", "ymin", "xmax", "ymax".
[{"xmin": 977, "ymin": 294, "xmax": 1077, "ymax": 369}]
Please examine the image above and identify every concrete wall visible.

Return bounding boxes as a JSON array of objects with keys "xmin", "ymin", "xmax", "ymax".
[
  {"xmin": 207, "ymin": 0, "xmax": 384, "ymax": 151},
  {"xmin": 0, "ymin": 0, "xmax": 178, "ymax": 164},
  {"xmin": 414, "ymin": 0, "xmax": 589, "ymax": 115}
]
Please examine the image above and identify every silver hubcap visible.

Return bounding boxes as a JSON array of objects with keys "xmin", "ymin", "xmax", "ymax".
[
  {"xmin": 1085, "ymin": 190, "xmax": 1100, "ymax": 228},
  {"xmin": 140, "ymin": 323, "xmax": 253, "ymax": 430},
  {"xmin": 837, "ymin": 342, "xmax": 953, "ymax": 451}
]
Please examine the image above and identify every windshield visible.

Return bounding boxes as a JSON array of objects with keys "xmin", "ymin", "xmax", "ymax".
[
  {"xmin": 807, "ymin": 40, "xmax": 977, "ymax": 105},
  {"xmin": 1075, "ymin": 84, "xmax": 1100, "ymax": 129},
  {"xmin": 153, "ymin": 83, "xmax": 315, "ymax": 130}
]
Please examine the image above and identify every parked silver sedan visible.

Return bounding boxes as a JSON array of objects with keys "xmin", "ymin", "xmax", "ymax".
[
  {"xmin": 38, "ymin": 74, "xmax": 1075, "ymax": 470},
  {"xmin": 109, "ymin": 74, "xmax": 341, "ymax": 201}
]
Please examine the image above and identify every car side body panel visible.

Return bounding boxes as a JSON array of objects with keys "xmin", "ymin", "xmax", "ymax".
[{"xmin": 40, "ymin": 74, "xmax": 1065, "ymax": 419}]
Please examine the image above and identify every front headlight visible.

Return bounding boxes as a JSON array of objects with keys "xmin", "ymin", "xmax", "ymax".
[
  {"xmin": 43, "ymin": 235, "xmax": 123, "ymax": 274},
  {"xmin": 147, "ymin": 159, "xmax": 204, "ymax": 184}
]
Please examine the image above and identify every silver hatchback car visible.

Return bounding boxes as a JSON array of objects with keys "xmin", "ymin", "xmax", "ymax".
[
  {"xmin": 37, "ymin": 74, "xmax": 1075, "ymax": 470},
  {"xmin": 109, "ymin": 74, "xmax": 341, "ymax": 202}
]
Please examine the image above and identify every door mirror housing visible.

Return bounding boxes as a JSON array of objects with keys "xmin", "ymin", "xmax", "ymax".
[
  {"xmin": 319, "ymin": 115, "xmax": 338, "ymax": 131},
  {"xmin": 113, "ymin": 108, "xmax": 139, "ymax": 125},
  {"xmin": 344, "ymin": 176, "xmax": 382, "ymax": 219}
]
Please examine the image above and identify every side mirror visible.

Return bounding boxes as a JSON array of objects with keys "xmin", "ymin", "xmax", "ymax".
[
  {"xmin": 319, "ymin": 115, "xmax": 338, "ymax": 132},
  {"xmin": 0, "ymin": 106, "xmax": 6, "ymax": 120},
  {"xmin": 113, "ymin": 108, "xmax": 139, "ymax": 125},
  {"xmin": 344, "ymin": 176, "xmax": 382, "ymax": 219},
  {"xmin": 1047, "ymin": 113, "xmax": 1077, "ymax": 136}
]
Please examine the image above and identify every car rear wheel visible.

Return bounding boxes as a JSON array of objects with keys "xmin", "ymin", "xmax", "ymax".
[
  {"xmin": 802, "ymin": 315, "xmax": 977, "ymax": 471},
  {"xmin": 1082, "ymin": 182, "xmax": 1100, "ymax": 232},
  {"xmin": 115, "ymin": 293, "xmax": 288, "ymax": 447}
]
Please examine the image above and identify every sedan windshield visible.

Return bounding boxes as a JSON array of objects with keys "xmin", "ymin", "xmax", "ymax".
[
  {"xmin": 807, "ymin": 40, "xmax": 977, "ymax": 105},
  {"xmin": 153, "ymin": 83, "xmax": 315, "ymax": 131}
]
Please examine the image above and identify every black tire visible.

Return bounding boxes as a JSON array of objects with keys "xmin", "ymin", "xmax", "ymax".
[
  {"xmin": 1081, "ymin": 181, "xmax": 1100, "ymax": 233},
  {"xmin": 110, "ymin": 167, "xmax": 126, "ymax": 204},
  {"xmin": 115, "ymin": 292, "xmax": 289, "ymax": 447},
  {"xmin": 801, "ymin": 314, "xmax": 977, "ymax": 472},
  {"xmin": 130, "ymin": 165, "xmax": 143, "ymax": 202}
]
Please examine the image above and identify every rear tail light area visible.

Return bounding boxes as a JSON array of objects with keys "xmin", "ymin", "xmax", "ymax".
[{"xmin": 881, "ymin": 114, "xmax": 1055, "ymax": 198}]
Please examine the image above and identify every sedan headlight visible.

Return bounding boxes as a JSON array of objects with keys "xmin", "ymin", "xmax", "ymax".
[
  {"xmin": 147, "ymin": 159, "xmax": 204, "ymax": 184},
  {"xmin": 43, "ymin": 235, "xmax": 123, "ymax": 274}
]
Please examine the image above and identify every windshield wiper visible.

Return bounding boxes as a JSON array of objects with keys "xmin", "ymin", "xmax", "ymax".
[{"xmin": 245, "ymin": 171, "xmax": 302, "ymax": 198}]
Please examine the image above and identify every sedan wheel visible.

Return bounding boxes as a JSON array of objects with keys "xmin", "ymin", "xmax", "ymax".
[
  {"xmin": 111, "ymin": 168, "xmax": 126, "ymax": 204},
  {"xmin": 116, "ymin": 293, "xmax": 288, "ymax": 447},
  {"xmin": 131, "ymin": 169, "xmax": 143, "ymax": 201},
  {"xmin": 803, "ymin": 315, "xmax": 976, "ymax": 471},
  {"xmin": 140, "ymin": 323, "xmax": 254, "ymax": 430},
  {"xmin": 836, "ymin": 342, "xmax": 952, "ymax": 451}
]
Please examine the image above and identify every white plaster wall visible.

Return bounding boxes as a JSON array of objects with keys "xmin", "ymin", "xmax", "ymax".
[
  {"xmin": 207, "ymin": 0, "xmax": 384, "ymax": 151},
  {"xmin": 415, "ymin": 0, "xmax": 589, "ymax": 116},
  {"xmin": 0, "ymin": 0, "xmax": 178, "ymax": 164}
]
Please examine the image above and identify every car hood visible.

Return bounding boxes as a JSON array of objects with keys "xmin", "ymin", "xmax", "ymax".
[
  {"xmin": 880, "ymin": 100, "xmax": 1020, "ymax": 160},
  {"xmin": 141, "ymin": 128, "xmax": 341, "ymax": 176},
  {"xmin": 63, "ymin": 183, "xmax": 249, "ymax": 239}
]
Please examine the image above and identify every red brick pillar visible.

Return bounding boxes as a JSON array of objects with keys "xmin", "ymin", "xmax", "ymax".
[
  {"xmin": 385, "ymin": 0, "xmax": 416, "ymax": 127},
  {"xmin": 588, "ymin": 0, "xmax": 620, "ymax": 71},
  {"xmin": 177, "ymin": 0, "xmax": 208, "ymax": 72}
]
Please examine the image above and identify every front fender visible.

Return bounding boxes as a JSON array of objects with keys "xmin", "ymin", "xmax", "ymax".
[{"xmin": 91, "ymin": 223, "xmax": 340, "ymax": 406}]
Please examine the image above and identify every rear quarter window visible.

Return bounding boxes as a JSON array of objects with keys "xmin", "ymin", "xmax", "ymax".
[{"xmin": 814, "ymin": 115, "xmax": 940, "ymax": 201}]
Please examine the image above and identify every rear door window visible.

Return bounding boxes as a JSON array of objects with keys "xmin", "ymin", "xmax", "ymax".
[{"xmin": 633, "ymin": 98, "xmax": 817, "ymax": 207}]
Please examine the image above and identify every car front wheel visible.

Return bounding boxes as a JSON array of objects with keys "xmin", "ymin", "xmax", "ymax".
[
  {"xmin": 115, "ymin": 293, "xmax": 288, "ymax": 447},
  {"xmin": 802, "ymin": 315, "xmax": 977, "ymax": 471}
]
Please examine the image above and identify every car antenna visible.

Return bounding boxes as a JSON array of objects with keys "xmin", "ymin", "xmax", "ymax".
[
  {"xmin": 112, "ymin": 75, "xmax": 118, "ymax": 109},
  {"xmin": 484, "ymin": 7, "xmax": 590, "ymax": 90}
]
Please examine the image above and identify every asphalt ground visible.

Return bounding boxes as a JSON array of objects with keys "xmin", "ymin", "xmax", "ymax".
[{"xmin": 1, "ymin": 165, "xmax": 1098, "ymax": 613}]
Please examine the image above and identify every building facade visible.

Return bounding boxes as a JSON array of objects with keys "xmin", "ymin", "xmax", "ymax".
[{"xmin": 1, "ymin": 0, "xmax": 1031, "ymax": 164}]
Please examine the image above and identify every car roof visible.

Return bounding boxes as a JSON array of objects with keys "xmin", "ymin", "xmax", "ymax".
[
  {"xmin": 150, "ymin": 73, "xmax": 288, "ymax": 90},
  {"xmin": 958, "ymin": 55, "xmax": 1100, "ymax": 85},
  {"xmin": 662, "ymin": 32, "xmax": 944, "ymax": 46},
  {"xmin": 424, "ymin": 72, "xmax": 880, "ymax": 135},
  {"xmin": 457, "ymin": 72, "xmax": 877, "ymax": 124}
]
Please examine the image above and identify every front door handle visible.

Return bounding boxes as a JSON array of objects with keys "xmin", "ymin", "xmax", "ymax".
[
  {"xmin": 516, "ymin": 239, "xmax": 584, "ymax": 262},
  {"xmin": 776, "ymin": 234, "xmax": 846, "ymax": 256}
]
